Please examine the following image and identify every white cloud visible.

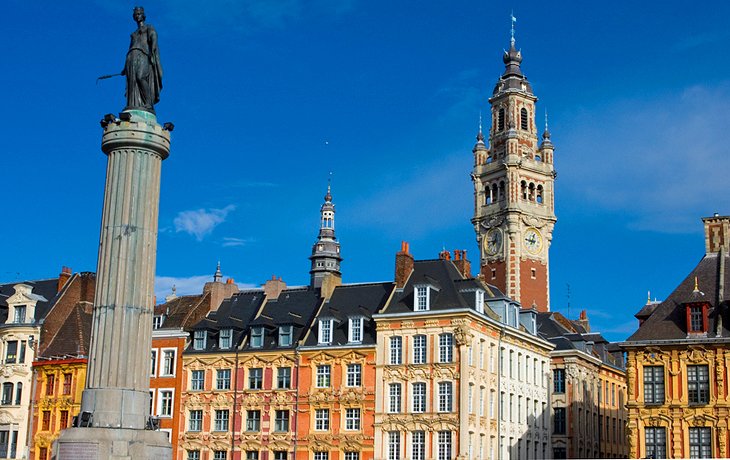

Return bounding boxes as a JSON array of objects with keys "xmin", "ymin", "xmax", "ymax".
[
  {"xmin": 559, "ymin": 83, "xmax": 730, "ymax": 233},
  {"xmin": 222, "ymin": 237, "xmax": 254, "ymax": 247},
  {"xmin": 173, "ymin": 205, "xmax": 236, "ymax": 241}
]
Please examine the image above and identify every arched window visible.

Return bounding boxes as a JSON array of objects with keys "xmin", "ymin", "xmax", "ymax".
[
  {"xmin": 498, "ymin": 108, "xmax": 505, "ymax": 131},
  {"xmin": 492, "ymin": 184, "xmax": 499, "ymax": 202},
  {"xmin": 485, "ymin": 184, "xmax": 492, "ymax": 205},
  {"xmin": 1, "ymin": 383, "xmax": 12, "ymax": 405},
  {"xmin": 534, "ymin": 154, "xmax": 541, "ymax": 162},
  {"xmin": 537, "ymin": 185, "xmax": 544, "ymax": 204},
  {"xmin": 520, "ymin": 108, "xmax": 529, "ymax": 131},
  {"xmin": 521, "ymin": 181, "xmax": 527, "ymax": 200},
  {"xmin": 498, "ymin": 182, "xmax": 506, "ymax": 201},
  {"xmin": 14, "ymin": 382, "xmax": 22, "ymax": 405},
  {"xmin": 528, "ymin": 183, "xmax": 536, "ymax": 202}
]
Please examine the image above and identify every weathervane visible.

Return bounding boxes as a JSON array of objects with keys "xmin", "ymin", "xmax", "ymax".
[{"xmin": 510, "ymin": 11, "xmax": 517, "ymax": 46}]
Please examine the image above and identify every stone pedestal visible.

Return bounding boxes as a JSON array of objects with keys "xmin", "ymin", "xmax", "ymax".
[{"xmin": 55, "ymin": 110, "xmax": 171, "ymax": 459}]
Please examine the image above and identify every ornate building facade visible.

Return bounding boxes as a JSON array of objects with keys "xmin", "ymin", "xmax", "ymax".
[
  {"xmin": 622, "ymin": 215, "xmax": 730, "ymax": 459},
  {"xmin": 471, "ymin": 30, "xmax": 557, "ymax": 312},
  {"xmin": 373, "ymin": 244, "xmax": 552, "ymax": 460}
]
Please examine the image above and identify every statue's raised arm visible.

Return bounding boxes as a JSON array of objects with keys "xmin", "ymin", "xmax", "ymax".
[{"xmin": 124, "ymin": 6, "xmax": 163, "ymax": 113}]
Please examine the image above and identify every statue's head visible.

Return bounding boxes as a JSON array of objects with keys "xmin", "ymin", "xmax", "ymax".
[{"xmin": 133, "ymin": 6, "xmax": 146, "ymax": 22}]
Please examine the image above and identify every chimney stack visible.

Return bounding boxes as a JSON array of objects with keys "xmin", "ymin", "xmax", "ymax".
[
  {"xmin": 577, "ymin": 309, "xmax": 591, "ymax": 332},
  {"xmin": 395, "ymin": 241, "xmax": 414, "ymax": 289},
  {"xmin": 703, "ymin": 215, "xmax": 730, "ymax": 254},
  {"xmin": 263, "ymin": 275, "xmax": 287, "ymax": 299},
  {"xmin": 58, "ymin": 266, "xmax": 72, "ymax": 292},
  {"xmin": 452, "ymin": 249, "xmax": 471, "ymax": 278}
]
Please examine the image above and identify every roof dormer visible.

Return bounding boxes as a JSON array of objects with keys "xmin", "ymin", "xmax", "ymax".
[
  {"xmin": 413, "ymin": 284, "xmax": 438, "ymax": 312},
  {"xmin": 684, "ymin": 277, "xmax": 710, "ymax": 335},
  {"xmin": 5, "ymin": 284, "xmax": 46, "ymax": 325}
]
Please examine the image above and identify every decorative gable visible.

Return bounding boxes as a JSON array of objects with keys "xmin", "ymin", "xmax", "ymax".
[{"xmin": 6, "ymin": 284, "xmax": 46, "ymax": 325}]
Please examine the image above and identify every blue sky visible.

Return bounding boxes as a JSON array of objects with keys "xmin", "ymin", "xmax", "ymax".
[{"xmin": 3, "ymin": 1, "xmax": 730, "ymax": 342}]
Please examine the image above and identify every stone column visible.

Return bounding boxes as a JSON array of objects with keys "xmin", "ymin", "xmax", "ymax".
[{"xmin": 55, "ymin": 110, "xmax": 172, "ymax": 460}]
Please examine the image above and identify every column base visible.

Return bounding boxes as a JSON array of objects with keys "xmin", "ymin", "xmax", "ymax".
[{"xmin": 54, "ymin": 427, "xmax": 171, "ymax": 460}]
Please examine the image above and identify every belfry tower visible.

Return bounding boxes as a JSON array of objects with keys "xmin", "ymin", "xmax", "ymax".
[
  {"xmin": 310, "ymin": 183, "xmax": 342, "ymax": 288},
  {"xmin": 471, "ymin": 19, "xmax": 556, "ymax": 312}
]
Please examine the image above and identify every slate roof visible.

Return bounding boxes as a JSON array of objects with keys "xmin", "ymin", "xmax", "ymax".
[
  {"xmin": 625, "ymin": 252, "xmax": 730, "ymax": 342},
  {"xmin": 246, "ymin": 287, "xmax": 322, "ymax": 351},
  {"xmin": 537, "ymin": 312, "xmax": 625, "ymax": 369},
  {"xmin": 154, "ymin": 292, "xmax": 211, "ymax": 329},
  {"xmin": 0, "ymin": 278, "xmax": 60, "ymax": 323},
  {"xmin": 302, "ymin": 282, "xmax": 395, "ymax": 347},
  {"xmin": 38, "ymin": 304, "xmax": 92, "ymax": 359}
]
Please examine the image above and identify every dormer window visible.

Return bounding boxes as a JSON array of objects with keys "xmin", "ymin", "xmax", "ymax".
[
  {"xmin": 414, "ymin": 286, "xmax": 430, "ymax": 311},
  {"xmin": 13, "ymin": 306, "xmax": 26, "ymax": 324},
  {"xmin": 348, "ymin": 317, "xmax": 363, "ymax": 343},
  {"xmin": 475, "ymin": 290, "xmax": 485, "ymax": 314},
  {"xmin": 193, "ymin": 330, "xmax": 207, "ymax": 350},
  {"xmin": 279, "ymin": 325, "xmax": 293, "ymax": 347},
  {"xmin": 153, "ymin": 315, "xmax": 165, "ymax": 330},
  {"xmin": 219, "ymin": 329, "xmax": 233, "ymax": 349},
  {"xmin": 319, "ymin": 319, "xmax": 333, "ymax": 344},
  {"xmin": 251, "ymin": 327, "xmax": 264, "ymax": 348},
  {"xmin": 687, "ymin": 304, "xmax": 708, "ymax": 333}
]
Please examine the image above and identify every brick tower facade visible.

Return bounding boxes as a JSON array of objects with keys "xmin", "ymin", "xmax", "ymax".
[{"xmin": 471, "ymin": 29, "xmax": 556, "ymax": 312}]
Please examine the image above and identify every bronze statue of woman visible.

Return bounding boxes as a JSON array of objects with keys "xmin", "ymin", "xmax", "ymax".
[{"xmin": 122, "ymin": 6, "xmax": 163, "ymax": 113}]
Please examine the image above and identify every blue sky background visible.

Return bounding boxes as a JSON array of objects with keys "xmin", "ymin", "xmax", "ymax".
[{"xmin": 3, "ymin": 1, "xmax": 730, "ymax": 342}]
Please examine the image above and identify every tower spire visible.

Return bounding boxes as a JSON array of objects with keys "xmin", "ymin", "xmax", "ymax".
[
  {"xmin": 309, "ymin": 180, "xmax": 343, "ymax": 288},
  {"xmin": 510, "ymin": 11, "xmax": 517, "ymax": 47},
  {"xmin": 214, "ymin": 261, "xmax": 222, "ymax": 282}
]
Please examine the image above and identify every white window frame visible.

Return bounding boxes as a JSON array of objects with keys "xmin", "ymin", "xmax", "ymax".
[
  {"xmin": 213, "ymin": 409, "xmax": 230, "ymax": 432},
  {"xmin": 193, "ymin": 330, "xmax": 207, "ymax": 350},
  {"xmin": 250, "ymin": 327, "xmax": 264, "ymax": 348},
  {"xmin": 279, "ymin": 325, "xmax": 293, "ymax": 347},
  {"xmin": 389, "ymin": 336, "xmax": 402, "ymax": 365},
  {"xmin": 389, "ymin": 383, "xmax": 401, "ymax": 413},
  {"xmin": 216, "ymin": 369, "xmax": 231, "ymax": 390},
  {"xmin": 188, "ymin": 409, "xmax": 203, "ymax": 431},
  {"xmin": 412, "ymin": 430, "xmax": 426, "ymax": 460},
  {"xmin": 414, "ymin": 285, "xmax": 430, "ymax": 311},
  {"xmin": 160, "ymin": 348, "xmax": 176, "ymax": 377},
  {"xmin": 219, "ymin": 329, "xmax": 233, "ymax": 349},
  {"xmin": 438, "ymin": 382, "xmax": 453, "ymax": 412},
  {"xmin": 316, "ymin": 365, "xmax": 331, "ymax": 388},
  {"xmin": 314, "ymin": 408, "xmax": 330, "ymax": 430},
  {"xmin": 157, "ymin": 388, "xmax": 174, "ymax": 418},
  {"xmin": 388, "ymin": 431, "xmax": 401, "ymax": 460},
  {"xmin": 190, "ymin": 369, "xmax": 204, "ymax": 391},
  {"xmin": 438, "ymin": 333, "xmax": 453, "ymax": 363},
  {"xmin": 150, "ymin": 349, "xmax": 158, "ymax": 377},
  {"xmin": 348, "ymin": 317, "xmax": 363, "ymax": 343},
  {"xmin": 476, "ymin": 289, "xmax": 485, "ymax": 313},
  {"xmin": 438, "ymin": 431, "xmax": 452, "ymax": 460},
  {"xmin": 413, "ymin": 335, "xmax": 427, "ymax": 364},
  {"xmin": 318, "ymin": 319, "xmax": 333, "ymax": 344},
  {"xmin": 345, "ymin": 408, "xmax": 361, "ymax": 430},
  {"xmin": 346, "ymin": 363, "xmax": 362, "ymax": 387},
  {"xmin": 412, "ymin": 382, "xmax": 426, "ymax": 413}
]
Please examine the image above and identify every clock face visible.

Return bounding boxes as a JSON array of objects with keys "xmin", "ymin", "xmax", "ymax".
[
  {"xmin": 483, "ymin": 228, "xmax": 503, "ymax": 256},
  {"xmin": 523, "ymin": 228, "xmax": 543, "ymax": 255}
]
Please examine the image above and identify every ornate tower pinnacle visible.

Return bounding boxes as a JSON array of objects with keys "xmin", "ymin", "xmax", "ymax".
[
  {"xmin": 214, "ymin": 261, "xmax": 222, "ymax": 282},
  {"xmin": 470, "ymin": 18, "xmax": 557, "ymax": 312},
  {"xmin": 309, "ymin": 181, "xmax": 342, "ymax": 289}
]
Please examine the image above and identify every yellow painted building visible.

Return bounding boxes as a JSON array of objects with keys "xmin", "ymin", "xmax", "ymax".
[{"xmin": 622, "ymin": 215, "xmax": 730, "ymax": 459}]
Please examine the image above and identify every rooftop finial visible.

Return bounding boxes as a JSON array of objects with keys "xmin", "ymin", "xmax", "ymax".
[
  {"xmin": 510, "ymin": 11, "xmax": 517, "ymax": 47},
  {"xmin": 694, "ymin": 276, "xmax": 699, "ymax": 292},
  {"xmin": 214, "ymin": 261, "xmax": 222, "ymax": 282},
  {"xmin": 647, "ymin": 290, "xmax": 651, "ymax": 303},
  {"xmin": 325, "ymin": 172, "xmax": 333, "ymax": 202},
  {"xmin": 545, "ymin": 109, "xmax": 549, "ymax": 132}
]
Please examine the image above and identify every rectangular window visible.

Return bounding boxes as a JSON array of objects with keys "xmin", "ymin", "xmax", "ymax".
[
  {"xmin": 644, "ymin": 366, "xmax": 665, "ymax": 404},
  {"xmin": 313, "ymin": 454, "xmax": 328, "ymax": 460},
  {"xmin": 277, "ymin": 367, "xmax": 291, "ymax": 389},
  {"xmin": 191, "ymin": 370, "xmax": 204, "ymax": 391},
  {"xmin": 246, "ymin": 452, "xmax": 259, "ymax": 460},
  {"xmin": 689, "ymin": 427, "xmax": 712, "ymax": 458},
  {"xmin": 5, "ymin": 341, "xmax": 17, "ymax": 364},
  {"xmin": 468, "ymin": 384, "xmax": 473, "ymax": 413},
  {"xmin": 553, "ymin": 408, "xmax": 566, "ymax": 434},
  {"xmin": 438, "ymin": 431, "xmax": 452, "ymax": 460},
  {"xmin": 248, "ymin": 368, "xmax": 263, "ymax": 390},
  {"xmin": 273, "ymin": 452, "xmax": 287, "ymax": 460},
  {"xmin": 344, "ymin": 453, "xmax": 360, "ymax": 460},
  {"xmin": 413, "ymin": 335, "xmax": 427, "ymax": 364},
  {"xmin": 150, "ymin": 350, "xmax": 157, "ymax": 376},
  {"xmin": 214, "ymin": 410, "xmax": 230, "ymax": 431},
  {"xmin": 349, "ymin": 317, "xmax": 363, "ymax": 342},
  {"xmin": 193, "ymin": 330, "xmax": 206, "ymax": 350},
  {"xmin": 216, "ymin": 369, "xmax": 231, "ymax": 390},
  {"xmin": 412, "ymin": 431, "xmax": 425, "ymax": 460},
  {"xmin": 219, "ymin": 329, "xmax": 232, "ymax": 349},
  {"xmin": 690, "ymin": 305, "xmax": 704, "ymax": 332},
  {"xmin": 189, "ymin": 410, "xmax": 203, "ymax": 431},
  {"xmin": 389, "ymin": 383, "xmax": 401, "ymax": 413},
  {"xmin": 153, "ymin": 315, "xmax": 163, "ymax": 329},
  {"xmin": 161, "ymin": 349, "xmax": 176, "ymax": 376},
  {"xmin": 688, "ymin": 365, "xmax": 710, "ymax": 404},
  {"xmin": 315, "ymin": 408, "xmax": 330, "ymax": 430},
  {"xmin": 390, "ymin": 336, "xmax": 402, "ymax": 365},
  {"xmin": 250, "ymin": 327, "xmax": 264, "ymax": 348},
  {"xmin": 39, "ymin": 447, "xmax": 48, "ymax": 460},
  {"xmin": 476, "ymin": 290, "xmax": 485, "ymax": 313},
  {"xmin": 18, "ymin": 341, "xmax": 25, "ymax": 364},
  {"xmin": 159, "ymin": 390, "xmax": 173, "ymax": 417},
  {"xmin": 415, "ymin": 286, "xmax": 429, "ymax": 311},
  {"xmin": 60, "ymin": 410, "xmax": 69, "ymax": 428},
  {"xmin": 346, "ymin": 363, "xmax": 362, "ymax": 387},
  {"xmin": 438, "ymin": 382, "xmax": 453, "ymax": 412},
  {"xmin": 554, "ymin": 369, "xmax": 565, "ymax": 393},
  {"xmin": 1, "ymin": 384, "xmax": 12, "ymax": 405},
  {"xmin": 439, "ymin": 333, "xmax": 453, "ymax": 363},
  {"xmin": 412, "ymin": 382, "xmax": 426, "ymax": 413},
  {"xmin": 13, "ymin": 306, "xmax": 25, "ymax": 323},
  {"xmin": 318, "ymin": 319, "xmax": 333, "ymax": 344},
  {"xmin": 188, "ymin": 451, "xmax": 201, "ymax": 460},
  {"xmin": 42, "ymin": 410, "xmax": 51, "ymax": 430},
  {"xmin": 214, "ymin": 452, "xmax": 227, "ymax": 460},
  {"xmin": 275, "ymin": 410, "xmax": 289, "ymax": 432},
  {"xmin": 279, "ymin": 325, "xmax": 293, "ymax": 347},
  {"xmin": 62, "ymin": 373, "xmax": 72, "ymax": 395},
  {"xmin": 316, "ymin": 365, "xmax": 331, "ymax": 388},
  {"xmin": 46, "ymin": 374, "xmax": 55, "ymax": 396},
  {"xmin": 388, "ymin": 431, "xmax": 401, "ymax": 460},
  {"xmin": 246, "ymin": 410, "xmax": 261, "ymax": 431},
  {"xmin": 345, "ymin": 408, "xmax": 361, "ymax": 430}
]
